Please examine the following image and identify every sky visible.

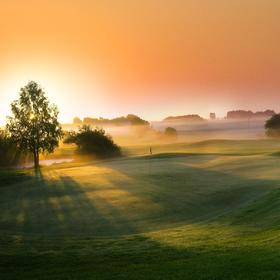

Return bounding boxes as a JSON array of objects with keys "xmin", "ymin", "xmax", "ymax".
[{"xmin": 0, "ymin": 0, "xmax": 280, "ymax": 124}]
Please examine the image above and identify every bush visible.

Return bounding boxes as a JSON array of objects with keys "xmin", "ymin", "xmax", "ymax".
[
  {"xmin": 64, "ymin": 125, "xmax": 121, "ymax": 158},
  {"xmin": 0, "ymin": 130, "xmax": 27, "ymax": 167},
  {"xmin": 265, "ymin": 114, "xmax": 280, "ymax": 137},
  {"xmin": 164, "ymin": 127, "xmax": 178, "ymax": 138}
]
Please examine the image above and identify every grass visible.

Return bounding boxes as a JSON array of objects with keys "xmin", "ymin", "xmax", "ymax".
[
  {"xmin": 1, "ymin": 139, "xmax": 280, "ymax": 279},
  {"xmin": 123, "ymin": 138, "xmax": 280, "ymax": 156}
]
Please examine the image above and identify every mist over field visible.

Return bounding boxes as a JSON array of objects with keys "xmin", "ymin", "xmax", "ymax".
[
  {"xmin": 75, "ymin": 118, "xmax": 268, "ymax": 145},
  {"xmin": 152, "ymin": 118, "xmax": 267, "ymax": 140}
]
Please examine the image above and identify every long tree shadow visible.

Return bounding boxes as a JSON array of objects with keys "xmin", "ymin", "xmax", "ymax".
[
  {"xmin": 0, "ymin": 167, "xmax": 139, "ymax": 237},
  {"xmin": 2, "ymin": 157, "xmax": 280, "ymax": 279},
  {"xmin": 22, "ymin": 174, "xmax": 137, "ymax": 236},
  {"xmin": 1, "ymin": 155, "xmax": 280, "ymax": 239}
]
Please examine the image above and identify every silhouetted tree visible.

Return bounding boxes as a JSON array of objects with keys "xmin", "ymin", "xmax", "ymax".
[
  {"xmin": 227, "ymin": 110, "xmax": 275, "ymax": 119},
  {"xmin": 126, "ymin": 114, "xmax": 149, "ymax": 126},
  {"xmin": 210, "ymin": 113, "xmax": 216, "ymax": 120},
  {"xmin": 6, "ymin": 81, "xmax": 63, "ymax": 169},
  {"xmin": 164, "ymin": 114, "xmax": 204, "ymax": 122},
  {"xmin": 64, "ymin": 125, "xmax": 121, "ymax": 158},
  {"xmin": 81, "ymin": 114, "xmax": 149, "ymax": 127},
  {"xmin": 265, "ymin": 114, "xmax": 280, "ymax": 137},
  {"xmin": 164, "ymin": 127, "xmax": 178, "ymax": 138}
]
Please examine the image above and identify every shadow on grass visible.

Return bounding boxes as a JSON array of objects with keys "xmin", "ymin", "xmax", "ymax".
[
  {"xmin": 1, "ymin": 158, "xmax": 280, "ymax": 279},
  {"xmin": 101, "ymin": 156, "xmax": 280, "ymax": 227},
  {"xmin": 0, "ymin": 157, "xmax": 280, "ymax": 237},
  {"xmin": 0, "ymin": 169, "xmax": 34, "ymax": 187},
  {"xmin": 1, "ymin": 231, "xmax": 280, "ymax": 280}
]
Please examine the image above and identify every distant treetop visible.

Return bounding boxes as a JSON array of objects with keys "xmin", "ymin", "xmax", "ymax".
[
  {"xmin": 164, "ymin": 114, "xmax": 205, "ymax": 122},
  {"xmin": 73, "ymin": 114, "xmax": 149, "ymax": 127},
  {"xmin": 265, "ymin": 114, "xmax": 280, "ymax": 138},
  {"xmin": 209, "ymin": 113, "xmax": 216, "ymax": 120},
  {"xmin": 227, "ymin": 110, "xmax": 275, "ymax": 119},
  {"xmin": 164, "ymin": 127, "xmax": 178, "ymax": 138}
]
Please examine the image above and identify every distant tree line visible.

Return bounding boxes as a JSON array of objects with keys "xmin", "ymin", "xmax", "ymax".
[
  {"xmin": 73, "ymin": 114, "xmax": 149, "ymax": 127},
  {"xmin": 164, "ymin": 114, "xmax": 205, "ymax": 122},
  {"xmin": 226, "ymin": 110, "xmax": 275, "ymax": 119},
  {"xmin": 163, "ymin": 110, "xmax": 276, "ymax": 121}
]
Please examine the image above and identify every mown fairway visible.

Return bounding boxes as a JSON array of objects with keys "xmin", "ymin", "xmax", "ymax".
[{"xmin": 1, "ymin": 139, "xmax": 280, "ymax": 279}]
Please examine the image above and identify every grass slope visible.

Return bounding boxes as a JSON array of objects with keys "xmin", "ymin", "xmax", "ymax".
[{"xmin": 1, "ymin": 140, "xmax": 280, "ymax": 279}]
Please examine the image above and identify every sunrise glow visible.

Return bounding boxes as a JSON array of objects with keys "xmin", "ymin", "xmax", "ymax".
[{"xmin": 1, "ymin": 0, "xmax": 280, "ymax": 123}]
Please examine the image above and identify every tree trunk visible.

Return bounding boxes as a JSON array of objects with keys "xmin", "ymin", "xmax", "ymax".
[
  {"xmin": 34, "ymin": 123, "xmax": 40, "ymax": 170},
  {"xmin": 36, "ymin": 150, "xmax": 39, "ymax": 168},
  {"xmin": 33, "ymin": 149, "xmax": 39, "ymax": 170}
]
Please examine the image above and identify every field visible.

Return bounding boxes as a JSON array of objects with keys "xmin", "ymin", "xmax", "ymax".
[{"xmin": 1, "ymin": 139, "xmax": 280, "ymax": 279}]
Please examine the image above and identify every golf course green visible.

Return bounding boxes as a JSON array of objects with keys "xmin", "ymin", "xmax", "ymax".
[{"xmin": 1, "ymin": 139, "xmax": 280, "ymax": 279}]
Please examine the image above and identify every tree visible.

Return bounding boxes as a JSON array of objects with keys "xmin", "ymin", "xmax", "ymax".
[
  {"xmin": 6, "ymin": 81, "xmax": 63, "ymax": 169},
  {"xmin": 164, "ymin": 127, "xmax": 178, "ymax": 138},
  {"xmin": 126, "ymin": 114, "xmax": 149, "ymax": 126},
  {"xmin": 265, "ymin": 114, "xmax": 280, "ymax": 137},
  {"xmin": 209, "ymin": 112, "xmax": 216, "ymax": 120},
  {"xmin": 64, "ymin": 125, "xmax": 121, "ymax": 158}
]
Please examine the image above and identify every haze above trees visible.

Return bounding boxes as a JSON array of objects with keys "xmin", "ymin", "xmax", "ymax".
[{"xmin": 71, "ymin": 109, "xmax": 278, "ymax": 130}]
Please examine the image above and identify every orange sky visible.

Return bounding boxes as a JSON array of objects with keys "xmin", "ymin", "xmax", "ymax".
[{"xmin": 0, "ymin": 0, "xmax": 280, "ymax": 123}]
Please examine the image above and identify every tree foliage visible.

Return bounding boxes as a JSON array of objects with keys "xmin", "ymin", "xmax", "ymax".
[
  {"xmin": 64, "ymin": 125, "xmax": 121, "ymax": 158},
  {"xmin": 0, "ymin": 130, "xmax": 25, "ymax": 167},
  {"xmin": 6, "ymin": 81, "xmax": 63, "ymax": 168},
  {"xmin": 164, "ymin": 114, "xmax": 204, "ymax": 122},
  {"xmin": 164, "ymin": 127, "xmax": 178, "ymax": 138},
  {"xmin": 81, "ymin": 114, "xmax": 149, "ymax": 127},
  {"xmin": 265, "ymin": 114, "xmax": 280, "ymax": 137},
  {"xmin": 227, "ymin": 110, "xmax": 275, "ymax": 119}
]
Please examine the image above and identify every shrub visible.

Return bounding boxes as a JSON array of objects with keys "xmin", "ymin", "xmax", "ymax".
[
  {"xmin": 0, "ymin": 130, "xmax": 27, "ymax": 167},
  {"xmin": 64, "ymin": 125, "xmax": 121, "ymax": 158},
  {"xmin": 265, "ymin": 114, "xmax": 280, "ymax": 137},
  {"xmin": 164, "ymin": 127, "xmax": 178, "ymax": 138}
]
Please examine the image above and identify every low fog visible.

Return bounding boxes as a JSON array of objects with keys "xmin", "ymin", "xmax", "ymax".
[{"xmin": 62, "ymin": 117, "xmax": 268, "ymax": 149}]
